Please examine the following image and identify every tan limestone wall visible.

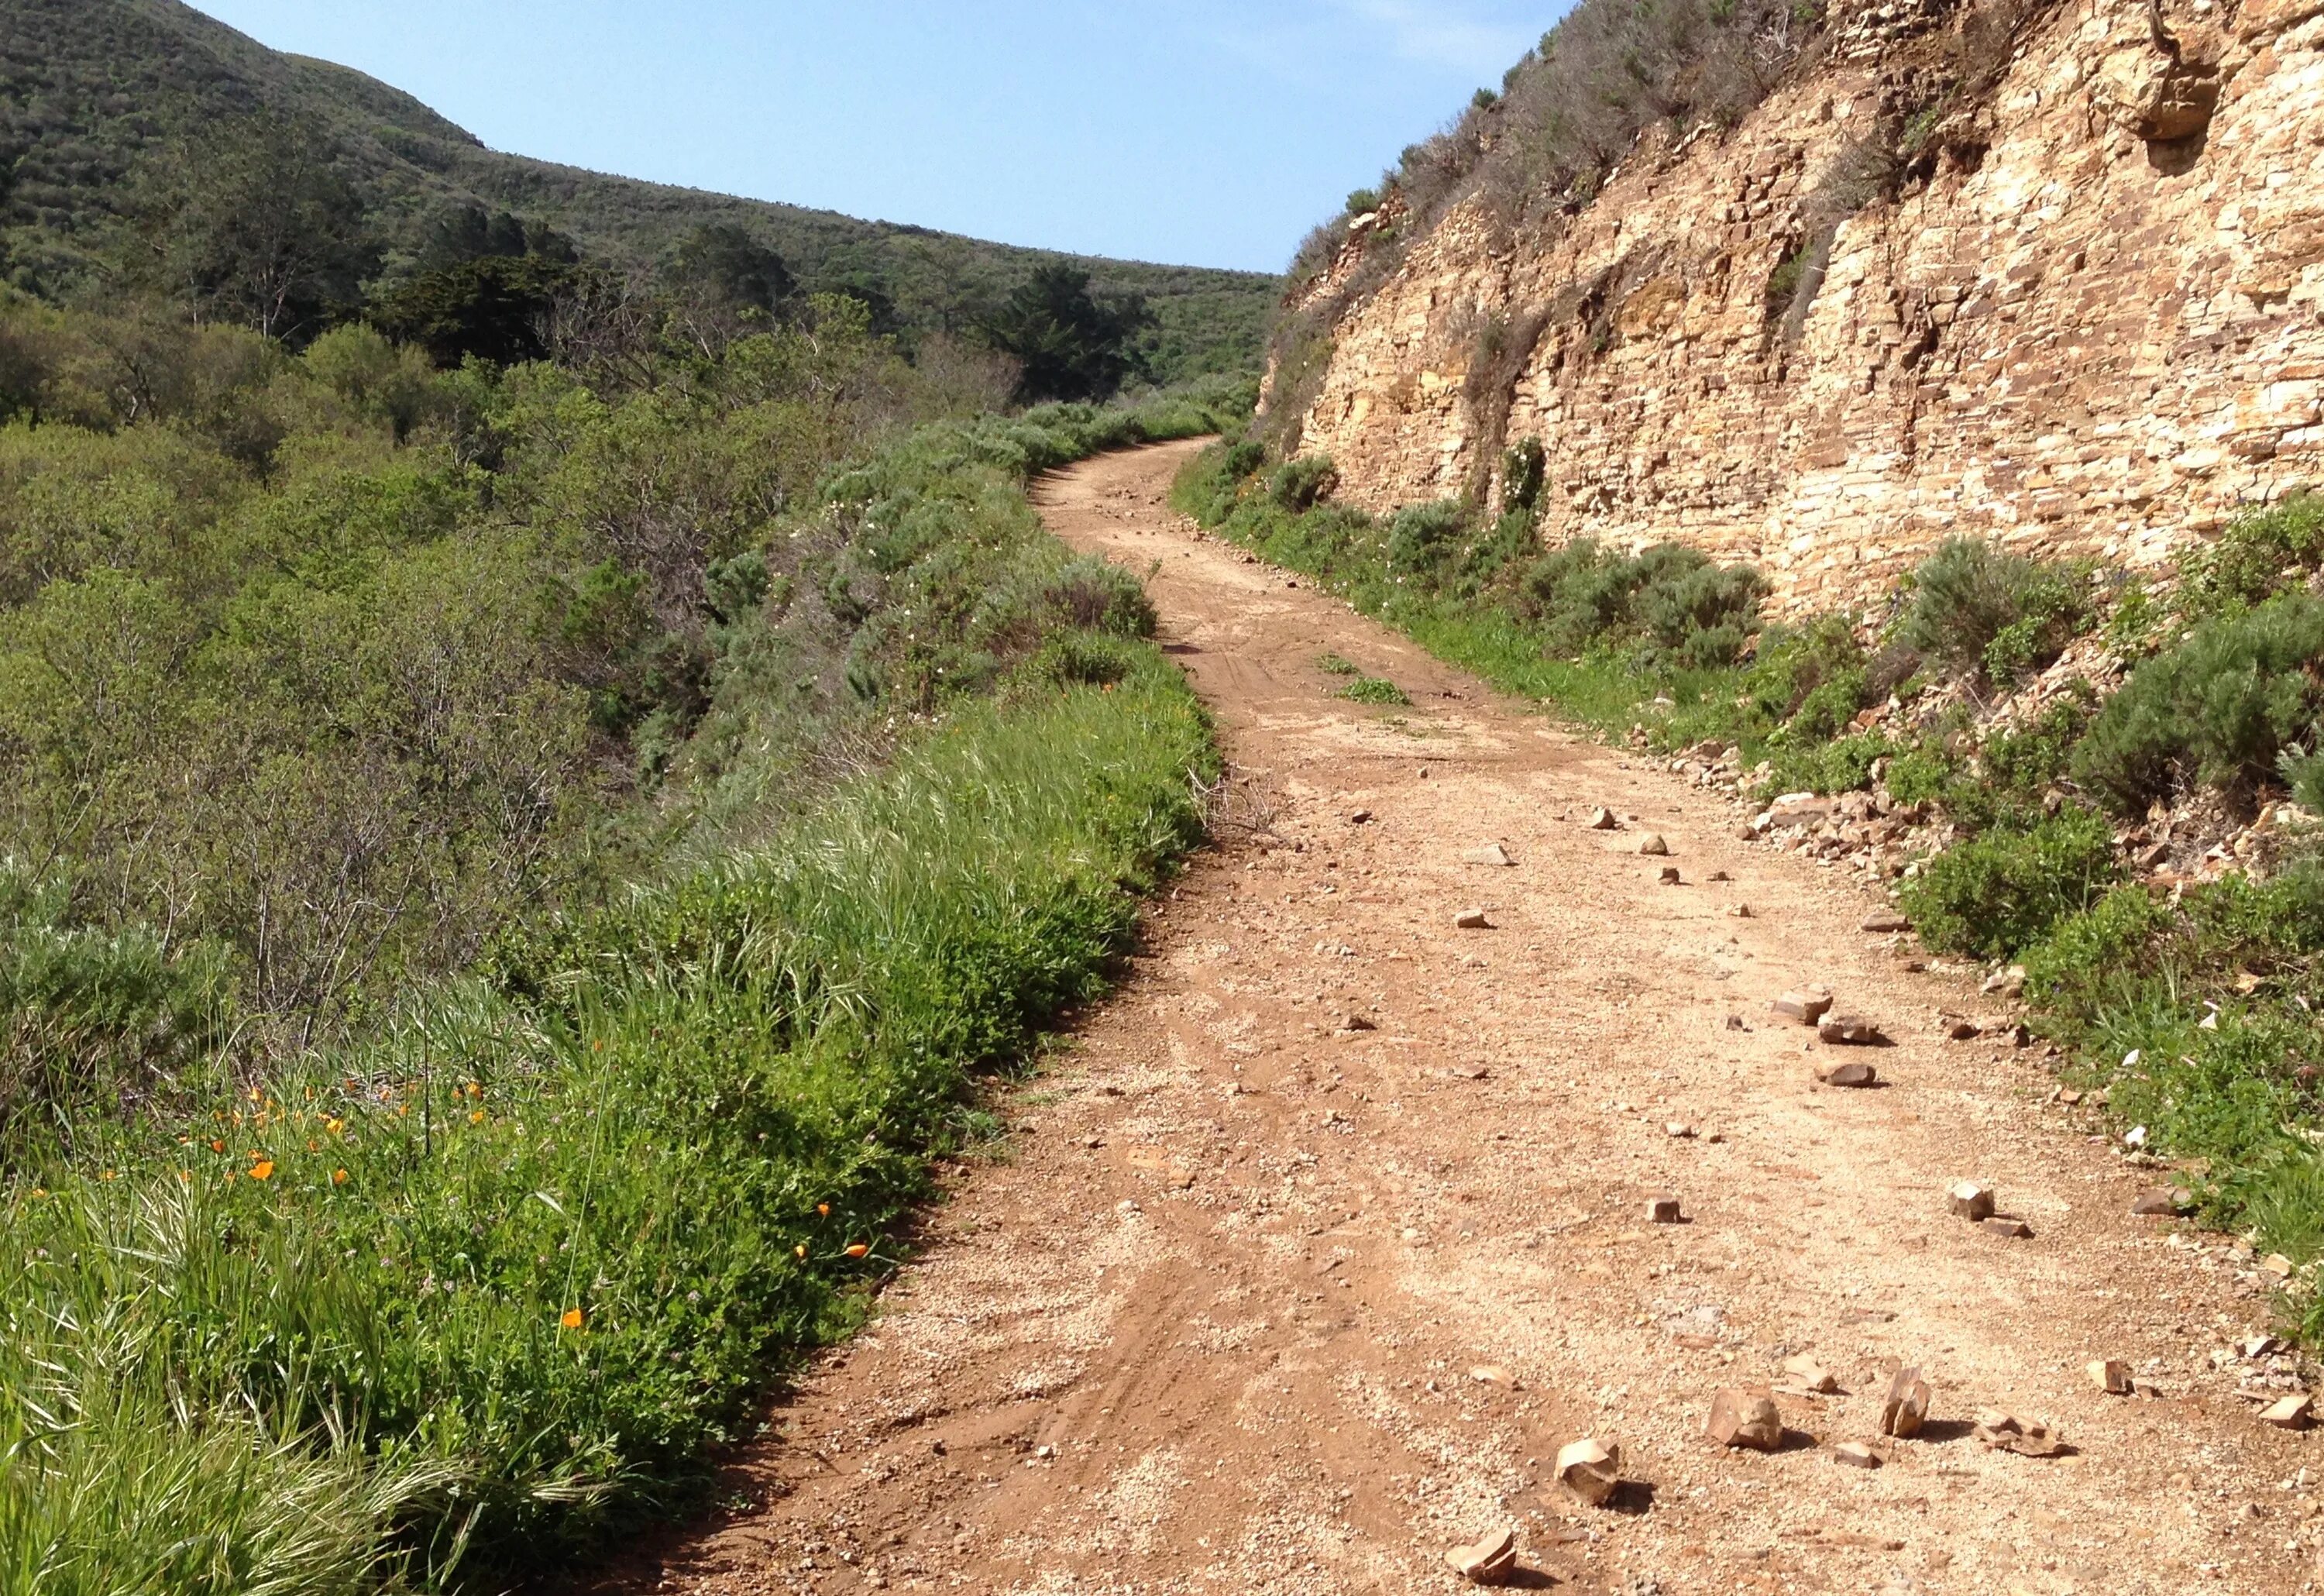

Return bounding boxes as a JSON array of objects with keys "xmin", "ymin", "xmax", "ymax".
[{"xmin": 1291, "ymin": 0, "xmax": 2324, "ymax": 613}]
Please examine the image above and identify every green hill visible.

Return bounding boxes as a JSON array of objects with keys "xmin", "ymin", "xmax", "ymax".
[{"xmin": 0, "ymin": 0, "xmax": 1277, "ymax": 381}]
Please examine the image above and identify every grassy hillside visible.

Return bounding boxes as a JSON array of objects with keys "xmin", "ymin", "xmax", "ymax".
[{"xmin": 0, "ymin": 0, "xmax": 1276, "ymax": 382}]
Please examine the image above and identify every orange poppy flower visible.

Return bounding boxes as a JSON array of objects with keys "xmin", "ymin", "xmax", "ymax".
[
  {"xmin": 816, "ymin": 1203, "xmax": 830, "ymax": 1216},
  {"xmin": 845, "ymin": 1243, "xmax": 869, "ymax": 1259},
  {"xmin": 332, "ymin": 1168, "xmax": 349, "ymax": 1186},
  {"xmin": 560, "ymin": 1308, "xmax": 584, "ymax": 1329},
  {"xmin": 249, "ymin": 1160, "xmax": 275, "ymax": 1181},
  {"xmin": 794, "ymin": 1244, "xmax": 808, "ymax": 1259}
]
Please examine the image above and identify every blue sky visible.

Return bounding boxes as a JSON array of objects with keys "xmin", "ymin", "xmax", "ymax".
[{"xmin": 189, "ymin": 2, "xmax": 1561, "ymax": 273}]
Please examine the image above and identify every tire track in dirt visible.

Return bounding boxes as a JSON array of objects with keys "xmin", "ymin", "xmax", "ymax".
[{"xmin": 587, "ymin": 440, "xmax": 2317, "ymax": 1596}]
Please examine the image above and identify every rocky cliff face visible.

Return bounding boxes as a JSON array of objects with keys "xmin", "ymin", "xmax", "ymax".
[{"xmin": 1281, "ymin": 0, "xmax": 2324, "ymax": 611}]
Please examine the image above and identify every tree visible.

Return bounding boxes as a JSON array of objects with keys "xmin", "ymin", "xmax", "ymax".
[
  {"xmin": 418, "ymin": 203, "xmax": 577, "ymax": 271},
  {"xmin": 146, "ymin": 114, "xmax": 376, "ymax": 342},
  {"xmin": 669, "ymin": 223, "xmax": 794, "ymax": 316},
  {"xmin": 982, "ymin": 266, "xmax": 1153, "ymax": 403},
  {"xmin": 367, "ymin": 255, "xmax": 578, "ymax": 367}
]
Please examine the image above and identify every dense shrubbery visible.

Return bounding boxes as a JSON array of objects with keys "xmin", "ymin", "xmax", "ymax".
[{"xmin": 0, "ymin": 366, "xmax": 1233, "ymax": 1587}]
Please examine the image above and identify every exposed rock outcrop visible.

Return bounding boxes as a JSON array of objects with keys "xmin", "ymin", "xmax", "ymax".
[{"xmin": 1278, "ymin": 0, "xmax": 2324, "ymax": 611}]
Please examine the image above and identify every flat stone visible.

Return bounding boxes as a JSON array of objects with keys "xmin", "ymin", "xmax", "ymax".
[
  {"xmin": 1944, "ymin": 1018, "xmax": 1982, "ymax": 1041},
  {"xmin": 1707, "ymin": 1388, "xmax": 1783, "ymax": 1450},
  {"xmin": 1349, "ymin": 809, "xmax": 1374, "ymax": 825},
  {"xmin": 2264, "ymin": 1252, "xmax": 2298, "ymax": 1279},
  {"xmin": 2242, "ymin": 1335, "xmax": 2282, "ymax": 1360},
  {"xmin": 1344, "ymin": 1015, "xmax": 1378, "ymax": 1033},
  {"xmin": 1879, "ymin": 1367, "xmax": 1931, "ymax": 1438},
  {"xmin": 1646, "ymin": 1194, "xmax": 1685, "ymax": 1223},
  {"xmin": 1444, "ymin": 1527, "xmax": 1518, "ymax": 1584},
  {"xmin": 1554, "ymin": 1438, "xmax": 1622, "ymax": 1506},
  {"xmin": 2131, "ymin": 1186, "xmax": 2190, "ymax": 1217},
  {"xmin": 1455, "ymin": 909, "xmax": 1494, "ymax": 930},
  {"xmin": 1831, "ymin": 1441, "xmax": 1882, "ymax": 1469},
  {"xmin": 1817, "ymin": 1061, "xmax": 1878, "ymax": 1089},
  {"xmin": 1982, "ymin": 1217, "xmax": 2034, "ymax": 1239},
  {"xmin": 1783, "ymin": 1354, "xmax": 1839, "ymax": 1394},
  {"xmin": 1658, "ymin": 866, "xmax": 1683, "ymax": 885},
  {"xmin": 1948, "ymin": 1182, "xmax": 1996, "ymax": 1222},
  {"xmin": 2260, "ymin": 1393, "xmax": 2315, "ymax": 1430},
  {"xmin": 1772, "ymin": 989, "xmax": 1836, "ymax": 1023},
  {"xmin": 1463, "ymin": 843, "xmax": 1514, "ymax": 867},
  {"xmin": 1861, "ymin": 914, "xmax": 1912, "ymax": 933},
  {"xmin": 1973, "ymin": 1410, "xmax": 2069, "ymax": 1457},
  {"xmin": 1666, "ymin": 1121, "xmax": 1699, "ymax": 1139},
  {"xmin": 1587, "ymin": 807, "xmax": 1620, "ymax": 831},
  {"xmin": 2089, "ymin": 1359, "xmax": 2135, "ymax": 1395},
  {"xmin": 1817, "ymin": 1015, "xmax": 1887, "ymax": 1046}
]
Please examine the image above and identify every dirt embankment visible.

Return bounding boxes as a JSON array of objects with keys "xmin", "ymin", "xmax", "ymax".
[{"xmin": 586, "ymin": 441, "xmax": 2317, "ymax": 1596}]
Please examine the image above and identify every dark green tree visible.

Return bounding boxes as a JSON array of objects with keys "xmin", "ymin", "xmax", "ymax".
[
  {"xmin": 669, "ymin": 222, "xmax": 794, "ymax": 317},
  {"xmin": 366, "ymin": 255, "xmax": 577, "ymax": 366},
  {"xmin": 418, "ymin": 203, "xmax": 577, "ymax": 270},
  {"xmin": 145, "ymin": 113, "xmax": 376, "ymax": 342},
  {"xmin": 983, "ymin": 265, "xmax": 1153, "ymax": 403}
]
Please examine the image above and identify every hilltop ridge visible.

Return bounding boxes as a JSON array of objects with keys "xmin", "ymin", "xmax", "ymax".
[{"xmin": 0, "ymin": 0, "xmax": 1276, "ymax": 379}]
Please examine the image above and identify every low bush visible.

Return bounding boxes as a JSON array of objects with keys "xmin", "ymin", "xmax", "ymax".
[
  {"xmin": 2181, "ymin": 494, "xmax": 2324, "ymax": 620},
  {"xmin": 1269, "ymin": 455, "xmax": 1339, "ymax": 511},
  {"xmin": 1895, "ymin": 537, "xmax": 2085, "ymax": 687},
  {"xmin": 2072, "ymin": 593, "xmax": 2324, "ymax": 817},
  {"xmin": 1900, "ymin": 809, "xmax": 2119, "ymax": 960}
]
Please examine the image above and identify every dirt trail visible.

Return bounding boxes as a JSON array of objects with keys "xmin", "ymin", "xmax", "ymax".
[{"xmin": 599, "ymin": 442, "xmax": 2319, "ymax": 1595}]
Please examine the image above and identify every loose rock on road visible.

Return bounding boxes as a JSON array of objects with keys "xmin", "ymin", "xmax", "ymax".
[{"xmin": 590, "ymin": 440, "xmax": 2316, "ymax": 1595}]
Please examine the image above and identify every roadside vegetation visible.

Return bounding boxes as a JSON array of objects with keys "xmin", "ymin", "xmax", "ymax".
[
  {"xmin": 0, "ymin": 180, "xmax": 1247, "ymax": 1584},
  {"xmin": 1175, "ymin": 441, "xmax": 2324, "ymax": 1333}
]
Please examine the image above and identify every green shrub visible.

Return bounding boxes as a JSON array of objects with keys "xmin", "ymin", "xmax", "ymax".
[
  {"xmin": 1764, "ymin": 732, "xmax": 1892, "ymax": 796},
  {"xmin": 1270, "ymin": 456, "xmax": 1339, "ymax": 511},
  {"xmin": 1896, "ymin": 538, "xmax": 2085, "ymax": 686},
  {"xmin": 1745, "ymin": 616, "xmax": 1863, "ymax": 724},
  {"xmin": 1518, "ymin": 538, "xmax": 1763, "ymax": 664},
  {"xmin": 1385, "ymin": 500, "xmax": 1468, "ymax": 574},
  {"xmin": 2071, "ymin": 593, "xmax": 2324, "ymax": 816},
  {"xmin": 1900, "ymin": 809, "xmax": 2120, "ymax": 959},
  {"xmin": 2181, "ymin": 494, "xmax": 2324, "ymax": 619},
  {"xmin": 1882, "ymin": 744, "xmax": 1953, "ymax": 807}
]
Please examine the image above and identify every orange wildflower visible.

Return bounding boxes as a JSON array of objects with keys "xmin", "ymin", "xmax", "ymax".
[
  {"xmin": 249, "ymin": 1160, "xmax": 275, "ymax": 1181},
  {"xmin": 332, "ymin": 1168, "xmax": 349, "ymax": 1185},
  {"xmin": 560, "ymin": 1308, "xmax": 585, "ymax": 1329},
  {"xmin": 794, "ymin": 1244, "xmax": 807, "ymax": 1259},
  {"xmin": 845, "ymin": 1243, "xmax": 869, "ymax": 1259}
]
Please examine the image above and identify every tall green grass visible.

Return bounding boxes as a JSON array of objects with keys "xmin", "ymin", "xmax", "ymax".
[{"xmin": 0, "ymin": 669, "xmax": 1212, "ymax": 1591}]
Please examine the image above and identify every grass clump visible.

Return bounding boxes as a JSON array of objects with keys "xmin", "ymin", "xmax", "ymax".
[{"xmin": 1336, "ymin": 675, "xmax": 1411, "ymax": 706}]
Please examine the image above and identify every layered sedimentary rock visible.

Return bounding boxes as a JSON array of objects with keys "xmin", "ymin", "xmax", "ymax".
[{"xmin": 1284, "ymin": 0, "xmax": 2324, "ymax": 610}]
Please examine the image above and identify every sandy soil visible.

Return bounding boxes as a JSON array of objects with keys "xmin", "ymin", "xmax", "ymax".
[{"xmin": 585, "ymin": 440, "xmax": 2323, "ymax": 1596}]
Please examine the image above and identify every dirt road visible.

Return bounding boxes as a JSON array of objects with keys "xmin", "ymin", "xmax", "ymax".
[{"xmin": 602, "ymin": 441, "xmax": 2319, "ymax": 1595}]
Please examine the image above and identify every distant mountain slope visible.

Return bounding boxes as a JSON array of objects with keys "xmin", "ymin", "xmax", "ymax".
[{"xmin": 0, "ymin": 0, "xmax": 1276, "ymax": 380}]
